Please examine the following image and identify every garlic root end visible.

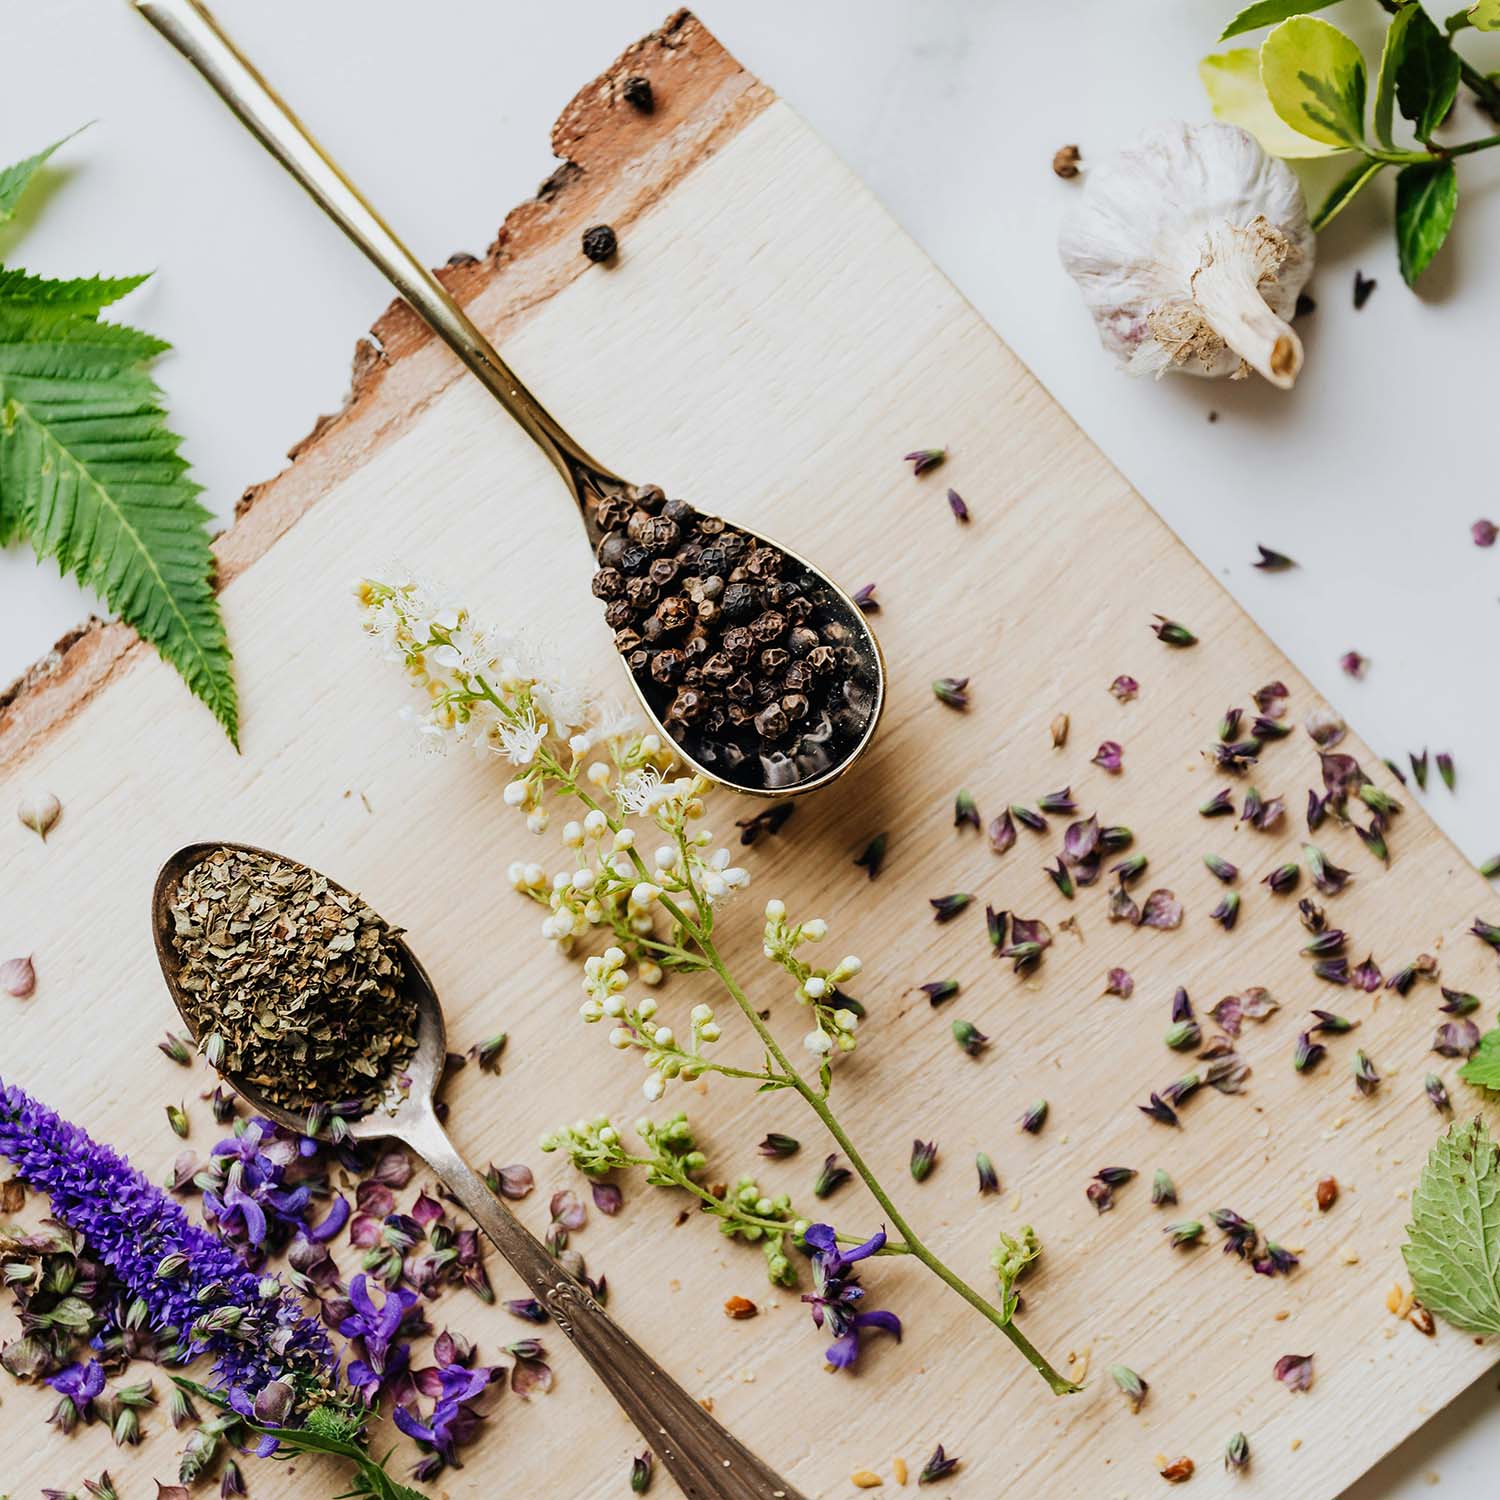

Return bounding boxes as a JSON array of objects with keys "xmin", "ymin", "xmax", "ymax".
[{"xmin": 1187, "ymin": 217, "xmax": 1303, "ymax": 390}]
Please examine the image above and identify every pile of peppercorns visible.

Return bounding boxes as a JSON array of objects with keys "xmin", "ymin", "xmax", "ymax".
[{"xmin": 589, "ymin": 483, "xmax": 874, "ymax": 788}]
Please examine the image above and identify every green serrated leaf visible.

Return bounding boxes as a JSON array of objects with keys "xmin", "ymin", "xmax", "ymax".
[
  {"xmin": 1221, "ymin": 0, "xmax": 1339, "ymax": 42},
  {"xmin": 0, "ymin": 131, "xmax": 81, "ymax": 225},
  {"xmin": 1469, "ymin": 0, "xmax": 1500, "ymax": 31},
  {"xmin": 1460, "ymin": 1028, "xmax": 1500, "ymax": 1090},
  {"xmin": 1311, "ymin": 157, "xmax": 1385, "ymax": 229},
  {"xmin": 1395, "ymin": 158, "xmax": 1458, "ymax": 284},
  {"xmin": 0, "ymin": 267, "xmax": 149, "ymax": 319},
  {"xmin": 1200, "ymin": 48, "xmax": 1345, "ymax": 157},
  {"xmin": 1396, "ymin": 3, "xmax": 1462, "ymax": 138},
  {"xmin": 0, "ymin": 305, "xmax": 238, "ymax": 741},
  {"xmin": 1402, "ymin": 1116, "xmax": 1500, "ymax": 1334},
  {"xmin": 1260, "ymin": 16, "xmax": 1369, "ymax": 149}
]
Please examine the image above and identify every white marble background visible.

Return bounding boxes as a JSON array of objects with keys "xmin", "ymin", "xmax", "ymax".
[{"xmin": 1, "ymin": 1, "xmax": 1497, "ymax": 1494}]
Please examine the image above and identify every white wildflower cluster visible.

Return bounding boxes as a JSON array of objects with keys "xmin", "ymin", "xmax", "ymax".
[
  {"xmin": 573, "ymin": 948, "xmax": 726, "ymax": 1101},
  {"xmin": 761, "ymin": 899, "xmax": 862, "ymax": 1059}
]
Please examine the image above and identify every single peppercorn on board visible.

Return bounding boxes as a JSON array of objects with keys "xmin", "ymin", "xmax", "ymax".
[{"xmin": 1, "ymin": 10, "xmax": 1496, "ymax": 1500}]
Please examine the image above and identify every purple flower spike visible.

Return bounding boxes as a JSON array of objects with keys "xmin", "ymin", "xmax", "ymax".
[
  {"xmin": 801, "ymin": 1224, "xmax": 901, "ymax": 1372},
  {"xmin": 1092, "ymin": 740, "xmax": 1124, "ymax": 774}
]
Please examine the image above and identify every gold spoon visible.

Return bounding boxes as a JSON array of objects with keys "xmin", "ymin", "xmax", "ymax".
[
  {"xmin": 136, "ymin": 0, "xmax": 885, "ymax": 799},
  {"xmin": 153, "ymin": 840, "xmax": 807, "ymax": 1500}
]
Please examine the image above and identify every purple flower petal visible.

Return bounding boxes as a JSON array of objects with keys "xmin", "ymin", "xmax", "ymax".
[
  {"xmin": 1109, "ymin": 675, "xmax": 1139, "ymax": 702},
  {"xmin": 1274, "ymin": 1353, "xmax": 1314, "ymax": 1392},
  {"xmin": 1092, "ymin": 740, "xmax": 1124, "ymax": 774},
  {"xmin": 305, "ymin": 1193, "xmax": 349, "ymax": 1244},
  {"xmin": 1137, "ymin": 890, "xmax": 1183, "ymax": 930},
  {"xmin": 1474, "ymin": 518, "xmax": 1497, "ymax": 548},
  {"xmin": 511, "ymin": 1354, "xmax": 554, "ymax": 1398},
  {"xmin": 549, "ymin": 1189, "xmax": 587, "ymax": 1231},
  {"xmin": 591, "ymin": 1181, "xmax": 624, "ymax": 1216}
]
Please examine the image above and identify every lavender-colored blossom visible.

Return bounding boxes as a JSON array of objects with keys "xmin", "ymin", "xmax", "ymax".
[
  {"xmin": 1092, "ymin": 741, "xmax": 1124, "ymax": 774},
  {"xmin": 800, "ymin": 1224, "xmax": 901, "ymax": 1371},
  {"xmin": 0, "ymin": 1079, "xmax": 334, "ymax": 1401},
  {"xmin": 340, "ymin": 1273, "xmax": 422, "ymax": 1402},
  {"xmin": 47, "ymin": 1358, "xmax": 106, "ymax": 1431},
  {"xmin": 393, "ymin": 1361, "xmax": 497, "ymax": 1470}
]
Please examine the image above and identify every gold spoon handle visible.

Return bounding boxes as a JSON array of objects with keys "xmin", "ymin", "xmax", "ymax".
[
  {"xmin": 400, "ymin": 1110, "xmax": 806, "ymax": 1500},
  {"xmin": 134, "ymin": 0, "xmax": 618, "ymax": 504}
]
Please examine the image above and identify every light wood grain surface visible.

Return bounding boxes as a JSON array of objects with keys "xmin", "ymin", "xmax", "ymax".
[{"xmin": 1, "ymin": 14, "xmax": 1496, "ymax": 1499}]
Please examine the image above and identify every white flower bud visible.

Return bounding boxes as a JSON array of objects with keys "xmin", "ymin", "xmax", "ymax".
[
  {"xmin": 612, "ymin": 828, "xmax": 635, "ymax": 850},
  {"xmin": 834, "ymin": 1008, "xmax": 858, "ymax": 1032},
  {"xmin": 503, "ymin": 780, "xmax": 529, "ymax": 806},
  {"xmin": 802, "ymin": 918, "xmax": 828, "ymax": 941},
  {"xmin": 803, "ymin": 1029, "xmax": 833, "ymax": 1056},
  {"xmin": 608, "ymin": 1027, "xmax": 632, "ymax": 1049},
  {"xmin": 642, "ymin": 734, "xmax": 661, "ymax": 754},
  {"xmin": 652, "ymin": 1025, "xmax": 675, "ymax": 1048},
  {"xmin": 524, "ymin": 863, "xmax": 546, "ymax": 887},
  {"xmin": 723, "ymin": 867, "xmax": 749, "ymax": 888},
  {"xmin": 579, "ymin": 999, "xmax": 604, "ymax": 1022},
  {"xmin": 638, "ymin": 961, "xmax": 664, "ymax": 987},
  {"xmin": 803, "ymin": 976, "xmax": 828, "ymax": 1000},
  {"xmin": 583, "ymin": 809, "xmax": 608, "ymax": 836},
  {"xmin": 702, "ymin": 874, "xmax": 727, "ymax": 899},
  {"xmin": 642, "ymin": 1074, "xmax": 666, "ymax": 1102},
  {"xmin": 765, "ymin": 898, "xmax": 786, "ymax": 920},
  {"xmin": 587, "ymin": 761, "xmax": 612, "ymax": 786},
  {"xmin": 654, "ymin": 845, "xmax": 677, "ymax": 871},
  {"xmin": 698, "ymin": 1022, "xmax": 721, "ymax": 1043},
  {"xmin": 835, "ymin": 955, "xmax": 862, "ymax": 979},
  {"xmin": 631, "ymin": 882, "xmax": 661, "ymax": 907},
  {"xmin": 603, "ymin": 946, "xmax": 626, "ymax": 968},
  {"xmin": 507, "ymin": 861, "xmax": 527, "ymax": 888},
  {"xmin": 569, "ymin": 733, "xmax": 592, "ymax": 754},
  {"xmin": 527, "ymin": 809, "xmax": 549, "ymax": 834},
  {"xmin": 690, "ymin": 1003, "xmax": 714, "ymax": 1025},
  {"xmin": 637, "ymin": 996, "xmax": 658, "ymax": 1021},
  {"xmin": 602, "ymin": 995, "xmax": 625, "ymax": 1018},
  {"xmin": 570, "ymin": 868, "xmax": 594, "ymax": 892},
  {"xmin": 562, "ymin": 820, "xmax": 584, "ymax": 848}
]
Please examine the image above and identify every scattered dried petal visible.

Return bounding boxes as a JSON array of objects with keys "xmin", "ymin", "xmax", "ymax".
[
  {"xmin": 903, "ymin": 448, "xmax": 946, "ymax": 477},
  {"xmin": 1151, "ymin": 615, "xmax": 1197, "ymax": 647},
  {"xmin": 1204, "ymin": 853, "xmax": 1237, "ymax": 884},
  {"xmin": 855, "ymin": 832, "xmax": 888, "ymax": 880},
  {"xmin": 1110, "ymin": 674, "xmax": 1140, "ymax": 702},
  {"xmin": 1019, "ymin": 1100, "xmax": 1048, "ymax": 1134},
  {"xmin": 1310, "ymin": 1009, "xmax": 1356, "ymax": 1034},
  {"xmin": 946, "ymin": 488, "xmax": 969, "ymax": 523},
  {"xmin": 1339, "ymin": 651, "xmax": 1368, "ymax": 679},
  {"xmin": 1138, "ymin": 890, "xmax": 1183, "ymax": 930},
  {"xmin": 909, "ymin": 1139, "xmax": 938, "ymax": 1182},
  {"xmin": 1425, "ymin": 1073, "xmax": 1452, "ymax": 1112},
  {"xmin": 852, "ymin": 583, "xmax": 880, "ymax": 613},
  {"xmin": 1351, "ymin": 955, "xmax": 1382, "ymax": 991},
  {"xmin": 723, "ymin": 1296, "xmax": 758, "ymax": 1320},
  {"xmin": 931, "ymin": 677, "xmax": 969, "ymax": 711},
  {"xmin": 1049, "ymin": 714, "xmax": 1069, "ymax": 749},
  {"xmin": 1254, "ymin": 545, "xmax": 1296, "ymax": 572},
  {"xmin": 975, "ymin": 1152, "xmax": 999, "ymax": 1195},
  {"xmin": 1437, "ymin": 752, "xmax": 1455, "ymax": 791},
  {"xmin": 951, "ymin": 1019, "xmax": 988, "ymax": 1057},
  {"xmin": 1093, "ymin": 741, "xmax": 1123, "ymax": 774},
  {"xmin": 1159, "ymin": 1457, "xmax": 1195, "ymax": 1483},
  {"xmin": 1011, "ymin": 804, "xmax": 1047, "ymax": 834},
  {"xmin": 953, "ymin": 789, "xmax": 979, "ymax": 832},
  {"xmin": 1212, "ymin": 1208, "xmax": 1259, "ymax": 1260},
  {"xmin": 1165, "ymin": 1219, "xmax": 1204, "ymax": 1246},
  {"xmin": 918, "ymin": 1445, "xmax": 959, "ymax": 1485},
  {"xmin": 1305, "ymin": 707, "xmax": 1347, "ymax": 748},
  {"xmin": 813, "ymin": 1154, "xmax": 852, "ymax": 1199},
  {"xmin": 1433, "ymin": 1019, "xmax": 1481, "ymax": 1058},
  {"xmin": 1104, "ymin": 966, "xmax": 1134, "ymax": 999},
  {"xmin": 16, "ymin": 791, "xmax": 61, "ymax": 841},
  {"xmin": 1224, "ymin": 1432, "xmax": 1250, "ymax": 1472},
  {"xmin": 1273, "ymin": 1353, "xmax": 1314, "ymax": 1392},
  {"xmin": 1253, "ymin": 681, "xmax": 1290, "ymax": 718},
  {"xmin": 921, "ymin": 978, "xmax": 960, "ymax": 1007},
  {"xmin": 1038, "ymin": 787, "xmax": 1076, "ymax": 816},
  {"xmin": 1200, "ymin": 787, "xmax": 1235, "ymax": 818},
  {"xmin": 1294, "ymin": 1032, "xmax": 1326, "ymax": 1073},
  {"xmin": 1304, "ymin": 844, "xmax": 1352, "ymax": 897},
  {"xmin": 758, "ymin": 1133, "xmax": 800, "ymax": 1158},
  {"xmin": 929, "ymin": 892, "xmax": 972, "ymax": 924},
  {"xmin": 1152, "ymin": 1169, "xmax": 1178, "ymax": 1206},
  {"xmin": 1473, "ymin": 519, "xmax": 1498, "ymax": 548},
  {"xmin": 1046, "ymin": 857, "xmax": 1076, "ymax": 900},
  {"xmin": 1209, "ymin": 892, "xmax": 1241, "ymax": 931},
  {"xmin": 1, "ymin": 955, "xmax": 36, "ymax": 999},
  {"xmin": 1410, "ymin": 749, "xmax": 1429, "ymax": 790},
  {"xmin": 1316, "ymin": 1177, "xmax": 1339, "ymax": 1212},
  {"xmin": 1353, "ymin": 1049, "xmax": 1380, "ymax": 1095}
]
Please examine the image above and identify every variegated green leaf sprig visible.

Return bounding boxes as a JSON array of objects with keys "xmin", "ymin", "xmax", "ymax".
[{"xmin": 1201, "ymin": 2, "xmax": 1500, "ymax": 286}]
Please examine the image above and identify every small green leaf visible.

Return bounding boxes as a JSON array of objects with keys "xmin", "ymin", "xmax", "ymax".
[
  {"xmin": 1402, "ymin": 1116, "xmax": 1500, "ymax": 1334},
  {"xmin": 1220, "ymin": 0, "xmax": 1339, "ymax": 41},
  {"xmin": 1395, "ymin": 158, "xmax": 1458, "ymax": 285},
  {"xmin": 1375, "ymin": 3, "xmax": 1421, "ymax": 149},
  {"xmin": 0, "ymin": 267, "xmax": 149, "ymax": 320},
  {"xmin": 1260, "ymin": 16, "xmax": 1369, "ymax": 149},
  {"xmin": 0, "ymin": 133, "xmax": 79, "ymax": 224},
  {"xmin": 1459, "ymin": 1028, "xmax": 1500, "ymax": 1090},
  {"xmin": 1311, "ymin": 157, "xmax": 1385, "ymax": 229},
  {"xmin": 1469, "ymin": 0, "xmax": 1500, "ymax": 31},
  {"xmin": 1200, "ymin": 48, "xmax": 1345, "ymax": 157},
  {"xmin": 1396, "ymin": 3, "xmax": 1462, "ymax": 139}
]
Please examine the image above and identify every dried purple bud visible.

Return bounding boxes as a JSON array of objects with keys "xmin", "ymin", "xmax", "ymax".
[
  {"xmin": 929, "ymin": 892, "xmax": 972, "ymax": 923},
  {"xmin": 1437, "ymin": 752, "xmax": 1456, "ymax": 791},
  {"xmin": 1310, "ymin": 1009, "xmax": 1356, "ymax": 1034},
  {"xmin": 1294, "ymin": 1032, "xmax": 1326, "ymax": 1073},
  {"xmin": 1038, "ymin": 787, "xmax": 1076, "ymax": 815},
  {"xmin": 1111, "ymin": 853, "xmax": 1148, "ymax": 886},
  {"xmin": 953, "ymin": 788, "xmax": 979, "ymax": 831},
  {"xmin": 1305, "ymin": 707, "xmax": 1347, "ymax": 748},
  {"xmin": 1313, "ymin": 958, "xmax": 1350, "ymax": 985},
  {"xmin": 1138, "ymin": 889, "xmax": 1183, "ymax": 929},
  {"xmin": 1244, "ymin": 789, "xmax": 1285, "ymax": 832},
  {"xmin": 1358, "ymin": 784, "xmax": 1402, "ymax": 818},
  {"xmin": 975, "ymin": 1152, "xmax": 999, "ymax": 1195},
  {"xmin": 1302, "ymin": 929, "xmax": 1346, "ymax": 957},
  {"xmin": 1473, "ymin": 518, "xmax": 1498, "ymax": 547},
  {"xmin": 1204, "ymin": 854, "xmax": 1237, "ymax": 884},
  {"xmin": 1474, "ymin": 916, "xmax": 1500, "ymax": 951},
  {"xmin": 1099, "ymin": 824, "xmax": 1133, "ymax": 851},
  {"xmin": 157, "ymin": 1031, "xmax": 191, "ymax": 1066},
  {"xmin": 1306, "ymin": 790, "xmax": 1328, "ymax": 832},
  {"xmin": 910, "ymin": 1139, "xmax": 939, "ymax": 1182},
  {"xmin": 1353, "ymin": 1049, "xmax": 1380, "ymax": 1095},
  {"xmin": 165, "ymin": 1104, "xmax": 189, "ymax": 1139},
  {"xmin": 1225, "ymin": 1432, "xmax": 1251, "ymax": 1472},
  {"xmin": 1304, "ymin": 844, "xmax": 1352, "ymax": 896},
  {"xmin": 1011, "ymin": 804, "xmax": 1047, "ymax": 833},
  {"xmin": 1110, "ymin": 674, "xmax": 1140, "ymax": 702},
  {"xmin": 851, "ymin": 582, "xmax": 880, "ymax": 613},
  {"xmin": 1210, "ymin": 739, "xmax": 1261, "ymax": 774},
  {"xmin": 1, "ymin": 954, "xmax": 36, "ymax": 999},
  {"xmin": 1253, "ymin": 1240, "xmax": 1299, "ymax": 1277},
  {"xmin": 1220, "ymin": 707, "xmax": 1244, "ymax": 742},
  {"xmin": 1104, "ymin": 966, "xmax": 1134, "ymax": 999},
  {"xmin": 919, "ymin": 1445, "xmax": 960, "ymax": 1485},
  {"xmin": 854, "ymin": 831, "xmax": 888, "ymax": 879},
  {"xmin": 946, "ymin": 487, "xmax": 970, "ymax": 523},
  {"xmin": 1110, "ymin": 1363, "xmax": 1149, "ymax": 1412},
  {"xmin": 1254, "ymin": 545, "xmax": 1296, "ymax": 571},
  {"xmin": 1433, "ymin": 1020, "xmax": 1481, "ymax": 1058},
  {"xmin": 1151, "ymin": 1169, "xmax": 1178, "ymax": 1206},
  {"xmin": 1253, "ymin": 681, "xmax": 1290, "ymax": 718},
  {"xmin": 1252, "ymin": 715, "xmax": 1292, "ymax": 740},
  {"xmin": 987, "ymin": 809, "xmax": 1017, "ymax": 856},
  {"xmin": 1299, "ymin": 897, "xmax": 1326, "ymax": 932},
  {"xmin": 1139, "ymin": 1093, "xmax": 1179, "ymax": 1127},
  {"xmin": 630, "ymin": 1451, "xmax": 654, "ymax": 1495},
  {"xmin": 1200, "ymin": 787, "xmax": 1235, "ymax": 818},
  {"xmin": 1165, "ymin": 1219, "xmax": 1204, "ymax": 1246},
  {"xmin": 813, "ymin": 1154, "xmax": 852, "ymax": 1199},
  {"xmin": 1165, "ymin": 1020, "xmax": 1202, "ymax": 1051},
  {"xmin": 1386, "ymin": 954, "xmax": 1437, "ymax": 995},
  {"xmin": 1425, "ymin": 1073, "xmax": 1452, "ymax": 1112},
  {"xmin": 903, "ymin": 447, "xmax": 946, "ymax": 476},
  {"xmin": 1151, "ymin": 615, "xmax": 1197, "ymax": 647},
  {"xmin": 932, "ymin": 677, "xmax": 969, "ymax": 710},
  {"xmin": 1441, "ymin": 988, "xmax": 1480, "ymax": 1015},
  {"xmin": 1165, "ymin": 1070, "xmax": 1203, "ymax": 1105},
  {"xmin": 951, "ymin": 1019, "xmax": 988, "ymax": 1057},
  {"xmin": 1211, "ymin": 1208, "xmax": 1259, "ymax": 1260},
  {"xmin": 986, "ymin": 905, "xmax": 1007, "ymax": 950},
  {"xmin": 1046, "ymin": 856, "xmax": 1076, "ymax": 899},
  {"xmin": 1351, "ymin": 955, "xmax": 1383, "ymax": 991},
  {"xmin": 1019, "ymin": 1100, "xmax": 1048, "ymax": 1134},
  {"xmin": 1339, "ymin": 650, "xmax": 1368, "ymax": 679},
  {"xmin": 922, "ymin": 978, "xmax": 960, "ymax": 1006},
  {"xmin": 1357, "ymin": 819, "xmax": 1389, "ymax": 865},
  {"xmin": 1385, "ymin": 757, "xmax": 1409, "ymax": 785},
  {"xmin": 468, "ymin": 1032, "xmax": 507, "ymax": 1072},
  {"xmin": 757, "ymin": 1133, "xmax": 800, "ymax": 1159},
  {"xmin": 1411, "ymin": 749, "xmax": 1430, "ymax": 790},
  {"xmin": 505, "ymin": 1297, "xmax": 549, "ymax": 1323},
  {"xmin": 1274, "ymin": 1353, "xmax": 1314, "ymax": 1392},
  {"xmin": 1209, "ymin": 891, "xmax": 1241, "ymax": 930}
]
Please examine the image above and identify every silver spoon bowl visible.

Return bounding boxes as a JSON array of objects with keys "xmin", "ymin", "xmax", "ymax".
[
  {"xmin": 153, "ymin": 841, "xmax": 806, "ymax": 1500},
  {"xmin": 137, "ymin": 0, "xmax": 885, "ymax": 799}
]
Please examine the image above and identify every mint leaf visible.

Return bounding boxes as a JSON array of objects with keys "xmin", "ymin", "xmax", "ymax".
[
  {"xmin": 1403, "ymin": 1116, "xmax": 1500, "ymax": 1334},
  {"xmin": 1260, "ymin": 16, "xmax": 1368, "ymax": 149},
  {"xmin": 1311, "ymin": 157, "xmax": 1384, "ymax": 230},
  {"xmin": 1220, "ymin": 0, "xmax": 1338, "ymax": 42},
  {"xmin": 0, "ymin": 303, "xmax": 238, "ymax": 741},
  {"xmin": 1395, "ymin": 159, "xmax": 1458, "ymax": 286},
  {"xmin": 1460, "ymin": 1028, "xmax": 1500, "ymax": 1090},
  {"xmin": 1395, "ymin": 3, "xmax": 1461, "ymax": 140},
  {"xmin": 0, "ymin": 133, "xmax": 76, "ymax": 224}
]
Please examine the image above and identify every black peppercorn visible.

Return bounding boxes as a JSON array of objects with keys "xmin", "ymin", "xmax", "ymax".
[
  {"xmin": 727, "ymin": 701, "xmax": 755, "ymax": 726},
  {"xmin": 754, "ymin": 703, "xmax": 790, "ymax": 740},
  {"xmin": 698, "ymin": 545, "xmax": 727, "ymax": 575},
  {"xmin": 721, "ymin": 581, "xmax": 757, "ymax": 621},
  {"xmin": 722, "ymin": 627, "xmax": 754, "ymax": 662},
  {"xmin": 648, "ymin": 556, "xmax": 680, "ymax": 587},
  {"xmin": 594, "ymin": 495, "xmax": 633, "ymax": 533},
  {"xmin": 784, "ymin": 594, "xmax": 814, "ymax": 625},
  {"xmin": 787, "ymin": 625, "xmax": 819, "ymax": 656},
  {"xmin": 614, "ymin": 627, "xmax": 643, "ymax": 654},
  {"xmin": 781, "ymin": 692, "xmax": 810, "ymax": 722},
  {"xmin": 682, "ymin": 632, "xmax": 711, "ymax": 665},
  {"xmin": 604, "ymin": 599, "xmax": 635, "ymax": 631},
  {"xmin": 655, "ymin": 595, "xmax": 693, "ymax": 633},
  {"xmin": 667, "ymin": 686, "xmax": 707, "ymax": 724},
  {"xmin": 806, "ymin": 644, "xmax": 838, "ymax": 675},
  {"xmin": 749, "ymin": 610, "xmax": 786, "ymax": 644},
  {"xmin": 625, "ymin": 576, "xmax": 661, "ymax": 609},
  {"xmin": 726, "ymin": 673, "xmax": 755, "ymax": 704},
  {"xmin": 619, "ymin": 543, "xmax": 652, "ymax": 576},
  {"xmin": 591, "ymin": 567, "xmax": 626, "ymax": 600},
  {"xmin": 650, "ymin": 649, "xmax": 684, "ymax": 684},
  {"xmin": 662, "ymin": 497, "xmax": 697, "ymax": 525},
  {"xmin": 581, "ymin": 224, "xmax": 618, "ymax": 263},
  {"xmin": 698, "ymin": 515, "xmax": 726, "ymax": 536},
  {"xmin": 758, "ymin": 647, "xmax": 790, "ymax": 675},
  {"xmin": 626, "ymin": 483, "xmax": 665, "ymax": 510},
  {"xmin": 627, "ymin": 648, "xmax": 651, "ymax": 675},
  {"xmin": 622, "ymin": 74, "xmax": 655, "ymax": 112},
  {"xmin": 744, "ymin": 546, "xmax": 783, "ymax": 579},
  {"xmin": 783, "ymin": 660, "xmax": 815, "ymax": 693},
  {"xmin": 702, "ymin": 652, "xmax": 736, "ymax": 683}
]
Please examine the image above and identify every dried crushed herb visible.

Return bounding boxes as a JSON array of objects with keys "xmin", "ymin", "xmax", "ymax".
[
  {"xmin": 168, "ymin": 848, "xmax": 416, "ymax": 1113},
  {"xmin": 946, "ymin": 488, "xmax": 970, "ymax": 523},
  {"xmin": 1253, "ymin": 545, "xmax": 1295, "ymax": 571},
  {"xmin": 854, "ymin": 833, "xmax": 888, "ymax": 880},
  {"xmin": 903, "ymin": 447, "xmax": 946, "ymax": 477}
]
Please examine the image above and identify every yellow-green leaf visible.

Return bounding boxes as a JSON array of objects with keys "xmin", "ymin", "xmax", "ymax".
[
  {"xmin": 1460, "ymin": 1028, "xmax": 1500, "ymax": 1090},
  {"xmin": 1470, "ymin": 0, "xmax": 1500, "ymax": 32},
  {"xmin": 1200, "ymin": 48, "xmax": 1345, "ymax": 157},
  {"xmin": 1260, "ymin": 16, "xmax": 1369, "ymax": 149},
  {"xmin": 1374, "ymin": 3, "xmax": 1421, "ymax": 149}
]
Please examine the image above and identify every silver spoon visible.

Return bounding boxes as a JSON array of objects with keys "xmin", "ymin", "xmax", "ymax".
[
  {"xmin": 152, "ymin": 841, "xmax": 806, "ymax": 1500},
  {"xmin": 135, "ymin": 0, "xmax": 885, "ymax": 799}
]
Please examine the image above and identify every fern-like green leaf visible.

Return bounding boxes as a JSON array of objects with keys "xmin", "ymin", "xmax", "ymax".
[
  {"xmin": 0, "ymin": 300, "xmax": 238, "ymax": 741},
  {"xmin": 0, "ymin": 133, "xmax": 75, "ymax": 224},
  {"xmin": 0, "ymin": 265, "xmax": 149, "ymax": 318}
]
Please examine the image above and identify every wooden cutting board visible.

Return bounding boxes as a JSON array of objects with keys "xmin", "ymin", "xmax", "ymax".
[{"xmin": 2, "ymin": 11, "xmax": 1495, "ymax": 1498}]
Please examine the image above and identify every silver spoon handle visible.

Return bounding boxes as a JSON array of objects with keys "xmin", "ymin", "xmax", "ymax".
[
  {"xmin": 134, "ymin": 0, "xmax": 615, "ymax": 496},
  {"xmin": 401, "ymin": 1111, "xmax": 805, "ymax": 1500}
]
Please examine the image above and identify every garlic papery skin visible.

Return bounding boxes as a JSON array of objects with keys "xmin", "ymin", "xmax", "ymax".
[{"xmin": 1058, "ymin": 122, "xmax": 1313, "ymax": 389}]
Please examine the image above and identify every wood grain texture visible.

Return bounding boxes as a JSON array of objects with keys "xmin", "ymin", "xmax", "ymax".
[{"xmin": 1, "ymin": 14, "xmax": 1496, "ymax": 1500}]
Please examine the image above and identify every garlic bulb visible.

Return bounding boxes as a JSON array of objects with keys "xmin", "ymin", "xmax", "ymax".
[{"xmin": 1058, "ymin": 122, "xmax": 1313, "ymax": 389}]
